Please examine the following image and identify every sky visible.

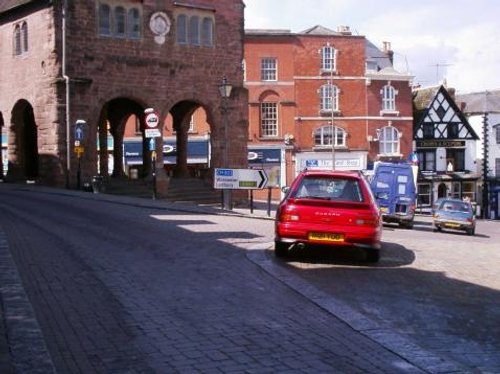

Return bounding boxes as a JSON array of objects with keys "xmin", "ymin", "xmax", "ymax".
[{"xmin": 244, "ymin": 0, "xmax": 500, "ymax": 94}]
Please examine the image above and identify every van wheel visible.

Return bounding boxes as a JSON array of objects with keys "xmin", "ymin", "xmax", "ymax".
[
  {"xmin": 275, "ymin": 242, "xmax": 289, "ymax": 258},
  {"xmin": 366, "ymin": 249, "xmax": 380, "ymax": 263}
]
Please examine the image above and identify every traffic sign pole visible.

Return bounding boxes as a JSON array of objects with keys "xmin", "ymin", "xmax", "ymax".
[{"xmin": 144, "ymin": 108, "xmax": 160, "ymax": 200}]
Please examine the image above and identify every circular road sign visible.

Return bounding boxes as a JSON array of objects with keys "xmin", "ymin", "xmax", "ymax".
[{"xmin": 144, "ymin": 109, "xmax": 159, "ymax": 129}]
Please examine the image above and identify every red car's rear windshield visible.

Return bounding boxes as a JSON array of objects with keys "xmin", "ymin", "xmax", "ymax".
[{"xmin": 290, "ymin": 176, "xmax": 364, "ymax": 202}]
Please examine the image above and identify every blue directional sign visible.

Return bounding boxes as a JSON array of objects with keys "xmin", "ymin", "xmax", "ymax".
[
  {"xmin": 75, "ymin": 119, "xmax": 86, "ymax": 141},
  {"xmin": 214, "ymin": 168, "xmax": 268, "ymax": 190}
]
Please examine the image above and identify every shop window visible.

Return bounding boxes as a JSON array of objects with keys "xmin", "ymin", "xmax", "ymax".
[
  {"xmin": 462, "ymin": 181, "xmax": 475, "ymax": 202},
  {"xmin": 417, "ymin": 183, "xmax": 431, "ymax": 206}
]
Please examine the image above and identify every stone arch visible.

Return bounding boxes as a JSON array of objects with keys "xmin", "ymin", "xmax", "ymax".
[
  {"xmin": 258, "ymin": 89, "xmax": 280, "ymax": 102},
  {"xmin": 168, "ymin": 100, "xmax": 213, "ymax": 178},
  {"xmin": 7, "ymin": 99, "xmax": 39, "ymax": 181},
  {"xmin": 96, "ymin": 97, "xmax": 147, "ymax": 178}
]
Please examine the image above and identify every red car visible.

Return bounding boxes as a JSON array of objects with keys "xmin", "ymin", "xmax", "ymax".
[{"xmin": 274, "ymin": 169, "xmax": 382, "ymax": 262}]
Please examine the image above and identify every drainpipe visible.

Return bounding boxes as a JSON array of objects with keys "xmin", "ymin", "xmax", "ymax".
[{"xmin": 62, "ymin": 0, "xmax": 71, "ymax": 188}]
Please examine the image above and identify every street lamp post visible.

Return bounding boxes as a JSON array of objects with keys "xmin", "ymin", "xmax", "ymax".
[
  {"xmin": 218, "ymin": 76, "xmax": 232, "ymax": 209},
  {"xmin": 326, "ymin": 43, "xmax": 335, "ymax": 170}
]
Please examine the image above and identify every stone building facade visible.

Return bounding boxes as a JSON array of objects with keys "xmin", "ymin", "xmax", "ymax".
[
  {"xmin": 244, "ymin": 25, "xmax": 414, "ymax": 199},
  {"xmin": 0, "ymin": 0, "xmax": 248, "ymax": 196}
]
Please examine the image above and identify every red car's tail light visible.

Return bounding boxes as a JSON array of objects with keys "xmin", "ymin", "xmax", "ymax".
[
  {"xmin": 355, "ymin": 216, "xmax": 378, "ymax": 226},
  {"xmin": 279, "ymin": 212, "xmax": 300, "ymax": 222}
]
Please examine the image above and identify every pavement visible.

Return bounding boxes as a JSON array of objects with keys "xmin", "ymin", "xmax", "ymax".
[{"xmin": 0, "ymin": 187, "xmax": 277, "ymax": 374}]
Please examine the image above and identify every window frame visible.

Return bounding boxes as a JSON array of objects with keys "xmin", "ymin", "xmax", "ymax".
[
  {"xmin": 417, "ymin": 150, "xmax": 436, "ymax": 172},
  {"xmin": 446, "ymin": 148, "xmax": 465, "ymax": 172},
  {"xmin": 260, "ymin": 102, "xmax": 278, "ymax": 137},
  {"xmin": 381, "ymin": 84, "xmax": 397, "ymax": 112},
  {"xmin": 201, "ymin": 17, "xmax": 214, "ymax": 47},
  {"xmin": 114, "ymin": 6, "xmax": 126, "ymax": 38},
  {"xmin": 320, "ymin": 45, "xmax": 336, "ymax": 72},
  {"xmin": 314, "ymin": 125, "xmax": 346, "ymax": 147},
  {"xmin": 176, "ymin": 14, "xmax": 188, "ymax": 44},
  {"xmin": 261, "ymin": 58, "xmax": 277, "ymax": 81},
  {"xmin": 378, "ymin": 126, "xmax": 400, "ymax": 155},
  {"xmin": 97, "ymin": 2, "xmax": 141, "ymax": 39},
  {"xmin": 189, "ymin": 15, "xmax": 200, "ymax": 45},
  {"xmin": 127, "ymin": 8, "xmax": 141, "ymax": 39},
  {"xmin": 319, "ymin": 83, "xmax": 339, "ymax": 113},
  {"xmin": 21, "ymin": 22, "xmax": 28, "ymax": 53},
  {"xmin": 495, "ymin": 125, "xmax": 500, "ymax": 144},
  {"xmin": 98, "ymin": 3, "xmax": 112, "ymax": 36},
  {"xmin": 13, "ymin": 24, "xmax": 22, "ymax": 55}
]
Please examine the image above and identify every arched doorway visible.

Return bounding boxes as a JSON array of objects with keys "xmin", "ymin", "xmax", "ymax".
[
  {"xmin": 8, "ymin": 100, "xmax": 39, "ymax": 181},
  {"xmin": 438, "ymin": 182, "xmax": 448, "ymax": 198}
]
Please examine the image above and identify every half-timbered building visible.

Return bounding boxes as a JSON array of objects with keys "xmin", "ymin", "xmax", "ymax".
[{"xmin": 413, "ymin": 85, "xmax": 480, "ymax": 210}]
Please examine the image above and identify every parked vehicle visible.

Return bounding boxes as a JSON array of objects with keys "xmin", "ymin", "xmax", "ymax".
[
  {"xmin": 369, "ymin": 162, "xmax": 417, "ymax": 229},
  {"xmin": 433, "ymin": 198, "xmax": 476, "ymax": 235},
  {"xmin": 274, "ymin": 169, "xmax": 382, "ymax": 262},
  {"xmin": 431, "ymin": 197, "xmax": 445, "ymax": 215}
]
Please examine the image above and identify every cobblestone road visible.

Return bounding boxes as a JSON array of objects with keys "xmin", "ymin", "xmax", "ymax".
[{"xmin": 0, "ymin": 185, "xmax": 430, "ymax": 373}]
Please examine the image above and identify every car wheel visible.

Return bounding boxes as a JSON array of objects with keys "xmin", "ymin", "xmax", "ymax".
[
  {"xmin": 402, "ymin": 221, "xmax": 414, "ymax": 229},
  {"xmin": 435, "ymin": 226, "xmax": 442, "ymax": 232},
  {"xmin": 274, "ymin": 242, "xmax": 289, "ymax": 257},
  {"xmin": 467, "ymin": 227, "xmax": 475, "ymax": 236},
  {"xmin": 365, "ymin": 249, "xmax": 380, "ymax": 263}
]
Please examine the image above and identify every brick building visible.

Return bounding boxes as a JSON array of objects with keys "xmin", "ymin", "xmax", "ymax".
[
  {"xmin": 244, "ymin": 25, "xmax": 414, "ymax": 199},
  {"xmin": 0, "ymin": 0, "xmax": 248, "ymax": 197}
]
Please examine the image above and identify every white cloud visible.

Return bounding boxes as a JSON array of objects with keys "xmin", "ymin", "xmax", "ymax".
[{"xmin": 244, "ymin": 0, "xmax": 500, "ymax": 93}]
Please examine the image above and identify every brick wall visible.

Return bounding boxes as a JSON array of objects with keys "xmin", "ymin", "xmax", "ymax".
[{"xmin": 0, "ymin": 0, "xmax": 248, "ymax": 186}]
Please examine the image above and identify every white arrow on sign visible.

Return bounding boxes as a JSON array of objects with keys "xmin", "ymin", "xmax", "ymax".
[{"xmin": 214, "ymin": 168, "xmax": 268, "ymax": 190}]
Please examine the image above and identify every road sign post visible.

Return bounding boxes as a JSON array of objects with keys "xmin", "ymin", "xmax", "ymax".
[
  {"xmin": 74, "ymin": 119, "xmax": 86, "ymax": 189},
  {"xmin": 144, "ymin": 108, "xmax": 160, "ymax": 199}
]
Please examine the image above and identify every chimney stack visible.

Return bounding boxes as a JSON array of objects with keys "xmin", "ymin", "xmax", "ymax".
[{"xmin": 382, "ymin": 41, "xmax": 394, "ymax": 65}]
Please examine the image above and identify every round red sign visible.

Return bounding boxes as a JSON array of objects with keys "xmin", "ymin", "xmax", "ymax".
[{"xmin": 145, "ymin": 111, "xmax": 159, "ymax": 128}]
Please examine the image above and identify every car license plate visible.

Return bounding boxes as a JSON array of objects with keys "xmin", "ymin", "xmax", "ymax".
[
  {"xmin": 445, "ymin": 222, "xmax": 460, "ymax": 228},
  {"xmin": 380, "ymin": 207, "xmax": 388, "ymax": 213},
  {"xmin": 308, "ymin": 232, "xmax": 344, "ymax": 242}
]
